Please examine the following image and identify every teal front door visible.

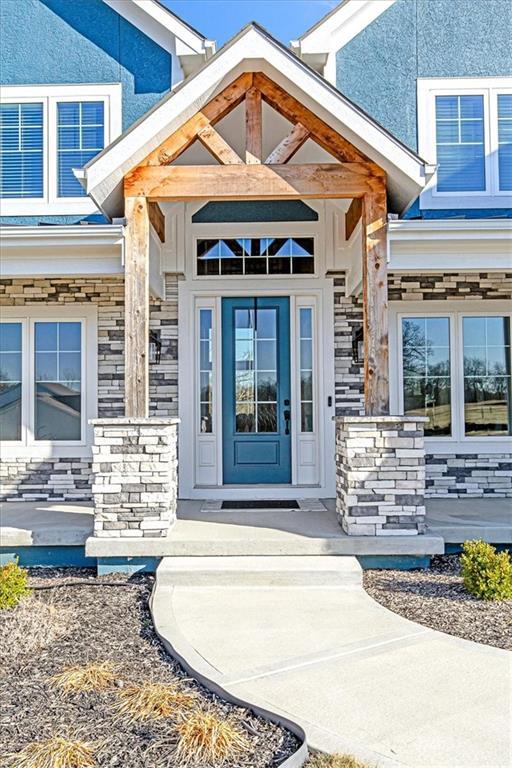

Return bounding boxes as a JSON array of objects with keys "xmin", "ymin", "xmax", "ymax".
[{"xmin": 222, "ymin": 297, "xmax": 291, "ymax": 484}]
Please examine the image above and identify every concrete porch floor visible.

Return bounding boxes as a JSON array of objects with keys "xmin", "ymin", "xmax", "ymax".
[{"xmin": 0, "ymin": 497, "xmax": 510, "ymax": 552}]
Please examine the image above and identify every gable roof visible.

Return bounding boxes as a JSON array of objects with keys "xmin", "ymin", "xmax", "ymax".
[
  {"xmin": 78, "ymin": 22, "xmax": 432, "ymax": 218},
  {"xmin": 291, "ymin": 0, "xmax": 396, "ymax": 79},
  {"xmin": 292, "ymin": 0, "xmax": 396, "ymax": 53},
  {"xmin": 102, "ymin": 0, "xmax": 214, "ymax": 66}
]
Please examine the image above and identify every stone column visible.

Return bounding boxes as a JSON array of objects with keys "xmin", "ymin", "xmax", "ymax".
[
  {"xmin": 335, "ymin": 416, "xmax": 428, "ymax": 536},
  {"xmin": 90, "ymin": 418, "xmax": 178, "ymax": 539}
]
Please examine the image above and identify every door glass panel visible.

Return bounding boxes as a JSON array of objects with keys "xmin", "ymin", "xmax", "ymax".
[
  {"xmin": 199, "ymin": 309, "xmax": 213, "ymax": 433},
  {"xmin": 0, "ymin": 322, "xmax": 22, "ymax": 441},
  {"xmin": 401, "ymin": 317, "xmax": 451, "ymax": 437},
  {"xmin": 463, "ymin": 316, "xmax": 511, "ymax": 436},
  {"xmin": 234, "ymin": 305, "xmax": 278, "ymax": 433}
]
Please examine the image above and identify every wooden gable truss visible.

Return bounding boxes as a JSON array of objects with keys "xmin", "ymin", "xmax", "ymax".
[{"xmin": 123, "ymin": 73, "xmax": 389, "ymax": 419}]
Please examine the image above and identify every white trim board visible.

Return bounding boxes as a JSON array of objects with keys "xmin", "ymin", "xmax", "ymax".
[
  {"xmin": 79, "ymin": 24, "xmax": 431, "ymax": 219},
  {"xmin": 291, "ymin": 0, "xmax": 396, "ymax": 83},
  {"xmin": 102, "ymin": 0, "xmax": 214, "ymax": 61},
  {"xmin": 388, "ymin": 219, "xmax": 512, "ymax": 272},
  {"xmin": 0, "ymin": 225, "xmax": 124, "ymax": 278}
]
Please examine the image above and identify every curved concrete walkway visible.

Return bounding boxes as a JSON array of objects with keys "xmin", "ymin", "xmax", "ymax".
[{"xmin": 152, "ymin": 558, "xmax": 511, "ymax": 768}]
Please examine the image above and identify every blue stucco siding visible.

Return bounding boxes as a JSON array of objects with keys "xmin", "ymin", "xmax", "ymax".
[
  {"xmin": 0, "ymin": 0, "xmax": 172, "ymax": 130},
  {"xmin": 0, "ymin": 0, "xmax": 172, "ymax": 224},
  {"xmin": 336, "ymin": 0, "xmax": 512, "ymax": 219},
  {"xmin": 336, "ymin": 0, "xmax": 512, "ymax": 151}
]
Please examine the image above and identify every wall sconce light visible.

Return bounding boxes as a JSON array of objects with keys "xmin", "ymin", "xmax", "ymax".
[
  {"xmin": 149, "ymin": 329, "xmax": 162, "ymax": 365},
  {"xmin": 352, "ymin": 326, "xmax": 364, "ymax": 364}
]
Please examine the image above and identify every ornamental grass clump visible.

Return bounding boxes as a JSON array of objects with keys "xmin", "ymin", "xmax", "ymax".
[
  {"xmin": 0, "ymin": 560, "xmax": 31, "ymax": 609},
  {"xmin": 114, "ymin": 681, "xmax": 198, "ymax": 722},
  {"xmin": 2, "ymin": 735, "xmax": 97, "ymax": 768},
  {"xmin": 461, "ymin": 540, "xmax": 512, "ymax": 601},
  {"xmin": 307, "ymin": 754, "xmax": 374, "ymax": 768},
  {"xmin": 49, "ymin": 662, "xmax": 119, "ymax": 694},
  {"xmin": 174, "ymin": 709, "xmax": 250, "ymax": 766}
]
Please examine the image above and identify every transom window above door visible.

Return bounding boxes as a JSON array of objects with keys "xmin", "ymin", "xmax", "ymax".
[{"xmin": 196, "ymin": 237, "xmax": 314, "ymax": 276}]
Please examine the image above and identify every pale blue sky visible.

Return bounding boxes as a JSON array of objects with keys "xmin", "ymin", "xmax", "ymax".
[{"xmin": 164, "ymin": 0, "xmax": 339, "ymax": 47}]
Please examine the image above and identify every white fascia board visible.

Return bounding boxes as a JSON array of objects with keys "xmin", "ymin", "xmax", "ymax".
[
  {"xmin": 0, "ymin": 224, "xmax": 124, "ymax": 247},
  {"xmin": 0, "ymin": 225, "xmax": 124, "ymax": 277},
  {"xmin": 102, "ymin": 0, "xmax": 213, "ymax": 55},
  {"xmin": 82, "ymin": 26, "xmax": 429, "ymax": 218},
  {"xmin": 388, "ymin": 219, "xmax": 512, "ymax": 271},
  {"xmin": 294, "ymin": 0, "xmax": 396, "ymax": 54}
]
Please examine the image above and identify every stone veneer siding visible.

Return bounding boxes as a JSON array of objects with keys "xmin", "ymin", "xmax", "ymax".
[
  {"xmin": 90, "ymin": 418, "xmax": 178, "ymax": 538},
  {"xmin": 332, "ymin": 273, "xmax": 365, "ymax": 417},
  {"xmin": 332, "ymin": 271, "xmax": 512, "ymax": 498},
  {"xmin": 0, "ymin": 276, "xmax": 180, "ymax": 501},
  {"xmin": 335, "ymin": 416, "xmax": 427, "ymax": 535}
]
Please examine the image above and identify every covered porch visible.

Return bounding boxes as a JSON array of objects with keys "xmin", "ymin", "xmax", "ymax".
[
  {"xmin": 2, "ymin": 498, "xmax": 511, "ymax": 567},
  {"xmin": 72, "ymin": 24, "xmax": 437, "ymax": 559}
]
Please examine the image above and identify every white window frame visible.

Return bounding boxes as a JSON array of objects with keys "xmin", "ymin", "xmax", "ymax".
[
  {"xmin": 417, "ymin": 77, "xmax": 512, "ymax": 209},
  {"xmin": 390, "ymin": 300, "xmax": 512, "ymax": 454},
  {"xmin": 0, "ymin": 305, "xmax": 97, "ymax": 458},
  {"xmin": 0, "ymin": 84, "xmax": 122, "ymax": 216}
]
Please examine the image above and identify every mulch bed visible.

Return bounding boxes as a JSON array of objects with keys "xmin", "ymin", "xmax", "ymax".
[
  {"xmin": 363, "ymin": 554, "xmax": 512, "ymax": 651},
  {"xmin": 0, "ymin": 568, "xmax": 299, "ymax": 767}
]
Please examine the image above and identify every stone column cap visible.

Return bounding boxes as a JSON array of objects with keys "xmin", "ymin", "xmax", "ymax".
[
  {"xmin": 90, "ymin": 417, "xmax": 180, "ymax": 426},
  {"xmin": 333, "ymin": 415, "xmax": 429, "ymax": 423}
]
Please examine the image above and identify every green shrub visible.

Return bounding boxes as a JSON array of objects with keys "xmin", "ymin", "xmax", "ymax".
[
  {"xmin": 0, "ymin": 561, "xmax": 31, "ymax": 609},
  {"xmin": 461, "ymin": 540, "xmax": 512, "ymax": 601}
]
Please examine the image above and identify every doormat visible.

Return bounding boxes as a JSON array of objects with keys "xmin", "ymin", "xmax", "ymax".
[{"xmin": 221, "ymin": 500, "xmax": 300, "ymax": 509}]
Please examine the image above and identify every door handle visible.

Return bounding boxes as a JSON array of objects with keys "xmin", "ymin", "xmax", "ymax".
[{"xmin": 284, "ymin": 409, "xmax": 291, "ymax": 435}]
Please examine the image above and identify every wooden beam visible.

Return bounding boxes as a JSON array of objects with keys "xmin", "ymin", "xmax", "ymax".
[
  {"xmin": 245, "ymin": 87, "xmax": 262, "ymax": 164},
  {"xmin": 345, "ymin": 197, "xmax": 362, "ymax": 241},
  {"xmin": 254, "ymin": 72, "xmax": 376, "ymax": 166},
  {"xmin": 124, "ymin": 196, "xmax": 150, "ymax": 418},
  {"xmin": 197, "ymin": 124, "xmax": 244, "ymax": 164},
  {"xmin": 362, "ymin": 190, "xmax": 389, "ymax": 416},
  {"xmin": 143, "ymin": 73, "xmax": 253, "ymax": 166},
  {"xmin": 124, "ymin": 163, "xmax": 384, "ymax": 201},
  {"xmin": 148, "ymin": 202, "xmax": 165, "ymax": 242},
  {"xmin": 265, "ymin": 123, "xmax": 310, "ymax": 164}
]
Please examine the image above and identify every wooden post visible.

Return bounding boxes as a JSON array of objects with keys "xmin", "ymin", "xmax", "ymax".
[
  {"xmin": 124, "ymin": 196, "xmax": 150, "ymax": 418},
  {"xmin": 362, "ymin": 190, "xmax": 389, "ymax": 415},
  {"xmin": 245, "ymin": 87, "xmax": 262, "ymax": 164}
]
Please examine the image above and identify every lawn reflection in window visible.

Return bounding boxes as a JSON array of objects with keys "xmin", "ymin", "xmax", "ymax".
[
  {"xmin": 34, "ymin": 321, "xmax": 81, "ymax": 440},
  {"xmin": 463, "ymin": 316, "xmax": 511, "ymax": 436},
  {"xmin": 401, "ymin": 317, "xmax": 451, "ymax": 437},
  {"xmin": 235, "ymin": 307, "xmax": 278, "ymax": 433},
  {"xmin": 0, "ymin": 322, "xmax": 22, "ymax": 440},
  {"xmin": 197, "ymin": 238, "xmax": 314, "ymax": 277}
]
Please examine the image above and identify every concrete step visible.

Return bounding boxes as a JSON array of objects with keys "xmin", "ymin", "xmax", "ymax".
[{"xmin": 158, "ymin": 555, "xmax": 362, "ymax": 588}]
